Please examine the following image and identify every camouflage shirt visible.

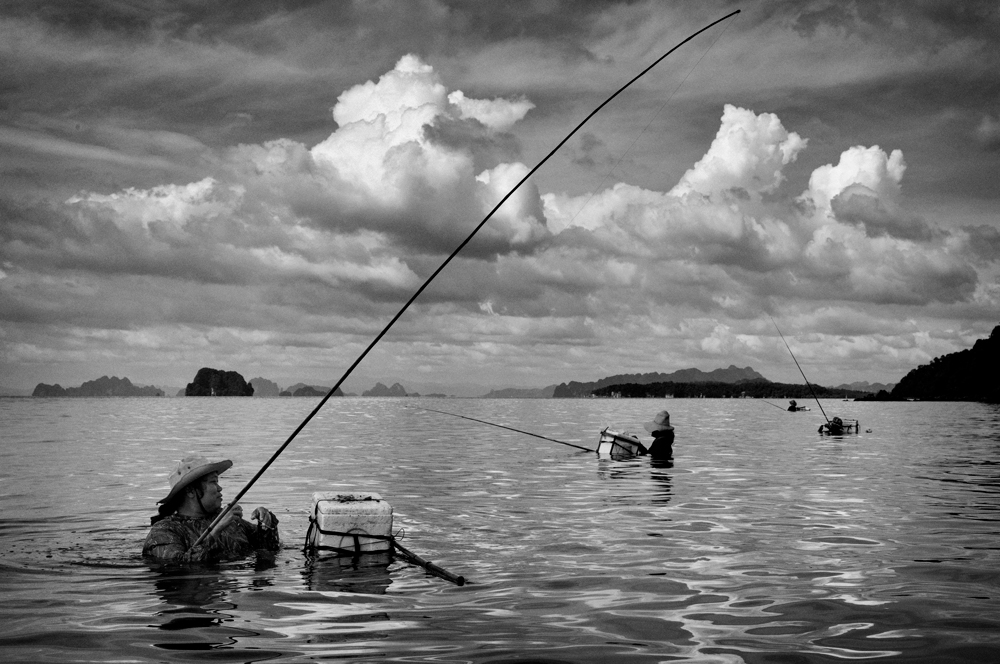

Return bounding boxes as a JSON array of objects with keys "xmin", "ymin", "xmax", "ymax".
[{"xmin": 143, "ymin": 512, "xmax": 280, "ymax": 563}]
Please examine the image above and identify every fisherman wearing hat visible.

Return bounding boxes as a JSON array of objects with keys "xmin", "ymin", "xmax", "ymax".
[
  {"xmin": 143, "ymin": 454, "xmax": 280, "ymax": 562},
  {"xmin": 644, "ymin": 410, "xmax": 675, "ymax": 460},
  {"xmin": 787, "ymin": 400, "xmax": 799, "ymax": 412}
]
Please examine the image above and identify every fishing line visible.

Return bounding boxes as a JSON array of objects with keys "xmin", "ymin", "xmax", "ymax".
[
  {"xmin": 770, "ymin": 316, "xmax": 830, "ymax": 423},
  {"xmin": 189, "ymin": 9, "xmax": 742, "ymax": 550},
  {"xmin": 411, "ymin": 405, "xmax": 595, "ymax": 452},
  {"xmin": 562, "ymin": 14, "xmax": 735, "ymax": 229}
]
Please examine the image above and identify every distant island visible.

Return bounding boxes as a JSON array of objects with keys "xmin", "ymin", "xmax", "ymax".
[
  {"xmin": 250, "ymin": 377, "xmax": 281, "ymax": 397},
  {"xmin": 26, "ymin": 325, "xmax": 996, "ymax": 402},
  {"xmin": 858, "ymin": 324, "xmax": 999, "ymax": 403},
  {"xmin": 32, "ymin": 376, "xmax": 164, "ymax": 397},
  {"xmin": 836, "ymin": 380, "xmax": 896, "ymax": 393},
  {"xmin": 280, "ymin": 383, "xmax": 346, "ymax": 397},
  {"xmin": 481, "ymin": 385, "xmax": 557, "ymax": 398},
  {"xmin": 185, "ymin": 368, "xmax": 253, "ymax": 397},
  {"xmin": 362, "ymin": 382, "xmax": 408, "ymax": 397}
]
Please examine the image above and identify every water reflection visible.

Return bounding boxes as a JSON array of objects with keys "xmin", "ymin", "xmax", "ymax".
[
  {"xmin": 649, "ymin": 458, "xmax": 674, "ymax": 506},
  {"xmin": 3, "ymin": 399, "xmax": 999, "ymax": 662},
  {"xmin": 148, "ymin": 563, "xmax": 292, "ymax": 656},
  {"xmin": 150, "ymin": 565, "xmax": 241, "ymax": 653},
  {"xmin": 302, "ymin": 551, "xmax": 393, "ymax": 595},
  {"xmin": 595, "ymin": 457, "xmax": 674, "ymax": 507},
  {"xmin": 152, "ymin": 566, "xmax": 238, "ymax": 610}
]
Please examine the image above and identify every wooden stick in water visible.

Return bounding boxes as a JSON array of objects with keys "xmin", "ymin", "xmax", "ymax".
[{"xmin": 392, "ymin": 540, "xmax": 466, "ymax": 586}]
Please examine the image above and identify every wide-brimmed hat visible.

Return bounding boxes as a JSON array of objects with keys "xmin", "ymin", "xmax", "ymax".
[
  {"xmin": 158, "ymin": 454, "xmax": 232, "ymax": 504},
  {"xmin": 643, "ymin": 410, "xmax": 674, "ymax": 433}
]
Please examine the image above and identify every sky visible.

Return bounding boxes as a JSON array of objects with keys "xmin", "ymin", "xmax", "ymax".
[{"xmin": 1, "ymin": 0, "xmax": 998, "ymax": 396}]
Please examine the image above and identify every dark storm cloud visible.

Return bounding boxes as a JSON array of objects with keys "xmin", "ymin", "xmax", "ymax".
[
  {"xmin": 422, "ymin": 116, "xmax": 523, "ymax": 174},
  {"xmin": 962, "ymin": 224, "xmax": 1000, "ymax": 261},
  {"xmin": 783, "ymin": 0, "xmax": 999, "ymax": 42},
  {"xmin": 830, "ymin": 185, "xmax": 935, "ymax": 241}
]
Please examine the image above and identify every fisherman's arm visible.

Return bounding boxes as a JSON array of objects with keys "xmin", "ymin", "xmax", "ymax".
[{"xmin": 143, "ymin": 525, "xmax": 218, "ymax": 562}]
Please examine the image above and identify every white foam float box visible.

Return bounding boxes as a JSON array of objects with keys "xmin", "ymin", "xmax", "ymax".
[
  {"xmin": 307, "ymin": 492, "xmax": 393, "ymax": 556},
  {"xmin": 597, "ymin": 428, "xmax": 645, "ymax": 457}
]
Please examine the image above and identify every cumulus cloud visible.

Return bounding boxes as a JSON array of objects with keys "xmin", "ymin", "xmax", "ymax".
[
  {"xmin": 540, "ymin": 105, "xmax": 980, "ymax": 311},
  {"xmin": 51, "ymin": 54, "xmax": 547, "ymax": 296},
  {"xmin": 803, "ymin": 144, "xmax": 906, "ymax": 214},
  {"xmin": 3, "ymin": 54, "xmax": 997, "ymax": 391},
  {"xmin": 23, "ymin": 89, "xmax": 988, "ymax": 322},
  {"xmin": 670, "ymin": 104, "xmax": 807, "ymax": 199},
  {"xmin": 447, "ymin": 90, "xmax": 534, "ymax": 131},
  {"xmin": 829, "ymin": 185, "xmax": 934, "ymax": 241}
]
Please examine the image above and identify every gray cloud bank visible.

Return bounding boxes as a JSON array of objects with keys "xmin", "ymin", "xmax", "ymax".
[{"xmin": 1, "ymin": 1, "xmax": 998, "ymax": 392}]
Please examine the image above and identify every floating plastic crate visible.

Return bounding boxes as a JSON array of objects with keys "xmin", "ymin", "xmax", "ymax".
[
  {"xmin": 597, "ymin": 427, "xmax": 646, "ymax": 457},
  {"xmin": 306, "ymin": 492, "xmax": 393, "ymax": 556}
]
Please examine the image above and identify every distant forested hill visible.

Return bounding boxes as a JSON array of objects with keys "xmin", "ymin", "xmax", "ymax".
[
  {"xmin": 482, "ymin": 385, "xmax": 557, "ymax": 398},
  {"xmin": 889, "ymin": 325, "xmax": 999, "ymax": 403},
  {"xmin": 553, "ymin": 366, "xmax": 765, "ymax": 398},
  {"xmin": 32, "ymin": 376, "xmax": 163, "ymax": 397}
]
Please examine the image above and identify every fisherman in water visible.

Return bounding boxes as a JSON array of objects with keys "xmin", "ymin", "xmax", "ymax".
[
  {"xmin": 143, "ymin": 455, "xmax": 280, "ymax": 562},
  {"xmin": 644, "ymin": 410, "xmax": 675, "ymax": 460}
]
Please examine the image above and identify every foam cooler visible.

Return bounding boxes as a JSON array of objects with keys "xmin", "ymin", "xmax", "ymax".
[{"xmin": 307, "ymin": 492, "xmax": 393, "ymax": 555}]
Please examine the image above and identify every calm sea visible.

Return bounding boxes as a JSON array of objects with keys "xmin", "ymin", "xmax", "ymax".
[{"xmin": 0, "ymin": 396, "xmax": 998, "ymax": 663}]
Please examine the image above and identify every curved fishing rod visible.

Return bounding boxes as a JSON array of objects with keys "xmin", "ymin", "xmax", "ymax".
[
  {"xmin": 190, "ymin": 9, "xmax": 742, "ymax": 550},
  {"xmin": 770, "ymin": 317, "xmax": 830, "ymax": 423},
  {"xmin": 411, "ymin": 405, "xmax": 595, "ymax": 452}
]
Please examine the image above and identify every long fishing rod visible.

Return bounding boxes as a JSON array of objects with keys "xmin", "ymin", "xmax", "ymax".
[
  {"xmin": 189, "ymin": 9, "xmax": 741, "ymax": 550},
  {"xmin": 761, "ymin": 399, "xmax": 789, "ymax": 412},
  {"xmin": 412, "ymin": 405, "xmax": 595, "ymax": 452},
  {"xmin": 770, "ymin": 317, "xmax": 830, "ymax": 423}
]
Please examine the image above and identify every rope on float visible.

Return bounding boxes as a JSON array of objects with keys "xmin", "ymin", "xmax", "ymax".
[
  {"xmin": 411, "ymin": 405, "xmax": 595, "ymax": 452},
  {"xmin": 303, "ymin": 518, "xmax": 466, "ymax": 586},
  {"xmin": 187, "ymin": 9, "xmax": 742, "ymax": 553}
]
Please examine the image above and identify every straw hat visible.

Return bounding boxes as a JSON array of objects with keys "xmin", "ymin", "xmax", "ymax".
[
  {"xmin": 643, "ymin": 410, "xmax": 674, "ymax": 433},
  {"xmin": 158, "ymin": 454, "xmax": 232, "ymax": 504}
]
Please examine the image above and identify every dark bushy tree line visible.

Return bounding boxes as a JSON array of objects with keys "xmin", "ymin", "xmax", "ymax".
[
  {"xmin": 591, "ymin": 379, "xmax": 864, "ymax": 400},
  {"xmin": 881, "ymin": 325, "xmax": 999, "ymax": 403}
]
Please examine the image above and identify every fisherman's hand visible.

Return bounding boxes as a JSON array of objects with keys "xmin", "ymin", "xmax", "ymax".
[
  {"xmin": 182, "ymin": 543, "xmax": 210, "ymax": 562},
  {"xmin": 206, "ymin": 504, "xmax": 239, "ymax": 539},
  {"xmin": 251, "ymin": 506, "xmax": 278, "ymax": 530}
]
